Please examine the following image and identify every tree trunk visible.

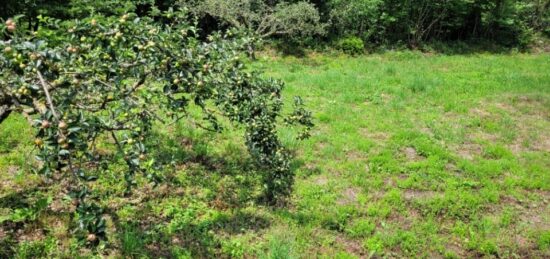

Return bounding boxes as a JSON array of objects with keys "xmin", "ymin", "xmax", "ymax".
[{"xmin": 0, "ymin": 93, "xmax": 12, "ymax": 124}]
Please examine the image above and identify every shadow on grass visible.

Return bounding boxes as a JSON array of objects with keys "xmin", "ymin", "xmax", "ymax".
[
  {"xmin": 0, "ymin": 188, "xmax": 40, "ymax": 209},
  {"xmin": 104, "ymin": 126, "xmax": 299, "ymax": 257},
  {"xmin": 366, "ymin": 39, "xmax": 527, "ymax": 56},
  {"xmin": 111, "ymin": 209, "xmax": 271, "ymax": 258},
  {"xmin": 0, "ymin": 122, "xmax": 304, "ymax": 257}
]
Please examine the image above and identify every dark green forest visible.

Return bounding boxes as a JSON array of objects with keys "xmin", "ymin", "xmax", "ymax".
[{"xmin": 2, "ymin": 0, "xmax": 549, "ymax": 50}]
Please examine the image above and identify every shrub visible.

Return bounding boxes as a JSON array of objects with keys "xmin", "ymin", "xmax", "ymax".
[{"xmin": 336, "ymin": 36, "xmax": 364, "ymax": 55}]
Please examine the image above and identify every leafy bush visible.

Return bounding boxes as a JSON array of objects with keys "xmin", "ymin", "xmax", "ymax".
[
  {"xmin": 336, "ymin": 36, "xmax": 365, "ymax": 55},
  {"xmin": 182, "ymin": 0, "xmax": 326, "ymax": 40},
  {"xmin": 327, "ymin": 0, "xmax": 547, "ymax": 48}
]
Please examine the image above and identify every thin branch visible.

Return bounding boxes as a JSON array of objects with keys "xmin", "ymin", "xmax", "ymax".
[
  {"xmin": 110, "ymin": 131, "xmax": 124, "ymax": 152},
  {"xmin": 37, "ymin": 70, "xmax": 59, "ymax": 119},
  {"xmin": 128, "ymin": 74, "xmax": 148, "ymax": 94}
]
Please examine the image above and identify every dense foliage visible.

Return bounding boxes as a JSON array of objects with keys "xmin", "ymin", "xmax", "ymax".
[
  {"xmin": 327, "ymin": 0, "xmax": 550, "ymax": 48},
  {"xmin": 335, "ymin": 36, "xmax": 365, "ymax": 55},
  {"xmin": 181, "ymin": 0, "xmax": 326, "ymax": 40},
  {"xmin": 2, "ymin": 0, "xmax": 548, "ymax": 51},
  {"xmin": 0, "ymin": 8, "xmax": 312, "ymax": 244}
]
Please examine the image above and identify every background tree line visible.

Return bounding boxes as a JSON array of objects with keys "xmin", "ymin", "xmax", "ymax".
[{"xmin": 1, "ymin": 0, "xmax": 549, "ymax": 51}]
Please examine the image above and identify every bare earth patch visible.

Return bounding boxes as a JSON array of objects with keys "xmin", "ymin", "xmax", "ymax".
[
  {"xmin": 403, "ymin": 189, "xmax": 441, "ymax": 201},
  {"xmin": 360, "ymin": 129, "xmax": 390, "ymax": 142},
  {"xmin": 335, "ymin": 235, "xmax": 366, "ymax": 257},
  {"xmin": 455, "ymin": 142, "xmax": 483, "ymax": 160},
  {"xmin": 402, "ymin": 147, "xmax": 424, "ymax": 161},
  {"xmin": 314, "ymin": 175, "xmax": 329, "ymax": 186},
  {"xmin": 337, "ymin": 187, "xmax": 360, "ymax": 205},
  {"xmin": 499, "ymin": 95, "xmax": 550, "ymax": 154}
]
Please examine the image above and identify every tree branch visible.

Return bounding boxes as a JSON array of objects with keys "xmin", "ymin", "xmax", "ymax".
[{"xmin": 37, "ymin": 70, "xmax": 59, "ymax": 120}]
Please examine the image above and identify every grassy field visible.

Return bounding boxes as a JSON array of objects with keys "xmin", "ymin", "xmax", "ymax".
[{"xmin": 1, "ymin": 51, "xmax": 550, "ymax": 258}]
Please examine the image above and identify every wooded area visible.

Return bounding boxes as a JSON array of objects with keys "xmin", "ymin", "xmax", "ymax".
[{"xmin": 2, "ymin": 0, "xmax": 549, "ymax": 49}]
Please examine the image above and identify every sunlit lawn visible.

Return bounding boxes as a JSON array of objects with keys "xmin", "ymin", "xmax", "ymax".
[{"xmin": 1, "ymin": 51, "xmax": 550, "ymax": 258}]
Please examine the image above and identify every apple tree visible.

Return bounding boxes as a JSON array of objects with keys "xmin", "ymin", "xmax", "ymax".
[{"xmin": 0, "ymin": 9, "xmax": 312, "ymax": 244}]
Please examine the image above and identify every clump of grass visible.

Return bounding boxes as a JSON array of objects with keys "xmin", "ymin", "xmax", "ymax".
[{"xmin": 538, "ymin": 231, "xmax": 550, "ymax": 250}]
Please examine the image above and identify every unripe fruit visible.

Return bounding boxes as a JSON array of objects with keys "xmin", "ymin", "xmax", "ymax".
[
  {"xmin": 3, "ymin": 47, "xmax": 12, "ymax": 53},
  {"xmin": 127, "ymin": 139, "xmax": 135, "ymax": 145},
  {"xmin": 91, "ymin": 19, "xmax": 97, "ymax": 26},
  {"xmin": 87, "ymin": 234, "xmax": 97, "ymax": 242},
  {"xmin": 173, "ymin": 78, "xmax": 180, "ymax": 84},
  {"xmin": 41, "ymin": 120, "xmax": 51, "ymax": 129},
  {"xmin": 52, "ymin": 79, "xmax": 62, "ymax": 87},
  {"xmin": 19, "ymin": 63, "xmax": 26, "ymax": 69},
  {"xmin": 5, "ymin": 19, "xmax": 14, "ymax": 26},
  {"xmin": 34, "ymin": 138, "xmax": 44, "ymax": 146},
  {"xmin": 139, "ymin": 154, "xmax": 146, "ymax": 160},
  {"xmin": 7, "ymin": 24, "xmax": 16, "ymax": 33},
  {"xmin": 58, "ymin": 121, "xmax": 68, "ymax": 130},
  {"xmin": 58, "ymin": 137, "xmax": 67, "ymax": 144},
  {"xmin": 197, "ymin": 81, "xmax": 204, "ymax": 87}
]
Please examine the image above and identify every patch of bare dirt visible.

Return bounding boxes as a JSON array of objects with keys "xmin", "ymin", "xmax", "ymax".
[
  {"xmin": 388, "ymin": 209, "xmax": 421, "ymax": 230},
  {"xmin": 16, "ymin": 228, "xmax": 45, "ymax": 243},
  {"xmin": 499, "ymin": 95, "xmax": 550, "ymax": 154},
  {"xmin": 470, "ymin": 107, "xmax": 492, "ymax": 118},
  {"xmin": 7, "ymin": 166, "xmax": 18, "ymax": 175},
  {"xmin": 445, "ymin": 241, "xmax": 468, "ymax": 258},
  {"xmin": 360, "ymin": 129, "xmax": 390, "ymax": 142},
  {"xmin": 402, "ymin": 147, "xmax": 424, "ymax": 161},
  {"xmin": 337, "ymin": 188, "xmax": 360, "ymax": 205},
  {"xmin": 455, "ymin": 142, "xmax": 483, "ymax": 160},
  {"xmin": 335, "ymin": 235, "xmax": 367, "ymax": 257},
  {"xmin": 346, "ymin": 150, "xmax": 366, "ymax": 161},
  {"xmin": 314, "ymin": 175, "xmax": 329, "ymax": 186},
  {"xmin": 403, "ymin": 189, "xmax": 442, "ymax": 201},
  {"xmin": 518, "ymin": 202, "xmax": 550, "ymax": 231}
]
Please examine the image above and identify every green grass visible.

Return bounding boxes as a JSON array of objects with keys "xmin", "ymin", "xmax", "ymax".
[{"xmin": 1, "ymin": 51, "xmax": 550, "ymax": 258}]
